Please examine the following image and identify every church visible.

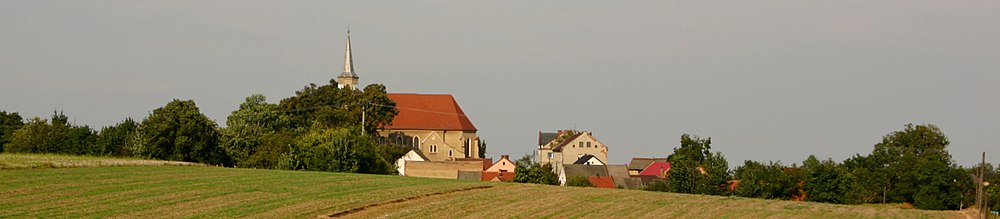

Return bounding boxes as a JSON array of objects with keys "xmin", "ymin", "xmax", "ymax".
[{"xmin": 335, "ymin": 31, "xmax": 482, "ymax": 161}]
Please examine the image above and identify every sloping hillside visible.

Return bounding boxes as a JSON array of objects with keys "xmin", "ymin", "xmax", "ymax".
[{"xmin": 0, "ymin": 154, "xmax": 963, "ymax": 218}]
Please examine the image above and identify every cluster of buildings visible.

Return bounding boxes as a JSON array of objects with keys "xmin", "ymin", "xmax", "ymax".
[{"xmin": 336, "ymin": 32, "xmax": 671, "ymax": 188}]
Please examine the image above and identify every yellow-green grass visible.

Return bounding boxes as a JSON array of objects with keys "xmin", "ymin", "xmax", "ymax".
[
  {"xmin": 0, "ymin": 153, "xmax": 204, "ymax": 169},
  {"xmin": 0, "ymin": 154, "xmax": 966, "ymax": 218}
]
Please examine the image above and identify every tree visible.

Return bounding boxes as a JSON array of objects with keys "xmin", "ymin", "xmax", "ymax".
[
  {"xmin": 566, "ymin": 176, "xmax": 593, "ymax": 187},
  {"xmin": 802, "ymin": 156, "xmax": 863, "ymax": 204},
  {"xmin": 0, "ymin": 111, "xmax": 24, "ymax": 152},
  {"xmin": 513, "ymin": 154, "xmax": 558, "ymax": 185},
  {"xmin": 667, "ymin": 134, "xmax": 730, "ymax": 195},
  {"xmin": 866, "ymin": 124, "xmax": 963, "ymax": 209},
  {"xmin": 221, "ymin": 94, "xmax": 287, "ymax": 167},
  {"xmin": 138, "ymin": 99, "xmax": 230, "ymax": 165},
  {"xmin": 278, "ymin": 83, "xmax": 397, "ymax": 135},
  {"xmin": 5, "ymin": 111, "xmax": 96, "ymax": 155},
  {"xmin": 478, "ymin": 140, "xmax": 487, "ymax": 158},
  {"xmin": 733, "ymin": 160, "xmax": 795, "ymax": 199},
  {"xmin": 289, "ymin": 127, "xmax": 394, "ymax": 174},
  {"xmin": 94, "ymin": 118, "xmax": 138, "ymax": 157}
]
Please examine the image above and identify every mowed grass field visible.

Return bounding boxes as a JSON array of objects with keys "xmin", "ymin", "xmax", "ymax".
[{"xmin": 0, "ymin": 154, "xmax": 966, "ymax": 218}]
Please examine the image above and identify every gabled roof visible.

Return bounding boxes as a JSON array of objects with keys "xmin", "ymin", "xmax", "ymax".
[
  {"xmin": 606, "ymin": 165, "xmax": 632, "ymax": 189},
  {"xmin": 563, "ymin": 164, "xmax": 610, "ymax": 178},
  {"xmin": 628, "ymin": 157, "xmax": 668, "ymax": 170},
  {"xmin": 638, "ymin": 161, "xmax": 671, "ymax": 178},
  {"xmin": 404, "ymin": 149, "xmax": 430, "ymax": 161},
  {"xmin": 587, "ymin": 176, "xmax": 616, "ymax": 189},
  {"xmin": 572, "ymin": 154, "xmax": 604, "ymax": 165},
  {"xmin": 551, "ymin": 133, "xmax": 585, "ymax": 152},
  {"xmin": 538, "ymin": 132, "xmax": 558, "ymax": 146},
  {"xmin": 481, "ymin": 171, "xmax": 515, "ymax": 182},
  {"xmin": 384, "ymin": 93, "xmax": 477, "ymax": 132}
]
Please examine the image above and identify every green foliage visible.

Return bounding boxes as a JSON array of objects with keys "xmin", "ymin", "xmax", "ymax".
[
  {"xmin": 0, "ymin": 111, "xmax": 24, "ymax": 152},
  {"xmin": 137, "ymin": 100, "xmax": 231, "ymax": 166},
  {"xmin": 861, "ymin": 124, "xmax": 965, "ymax": 209},
  {"xmin": 733, "ymin": 160, "xmax": 796, "ymax": 199},
  {"xmin": 221, "ymin": 94, "xmax": 288, "ymax": 168},
  {"xmin": 5, "ymin": 111, "xmax": 96, "ymax": 155},
  {"xmin": 94, "ymin": 118, "xmax": 138, "ymax": 157},
  {"xmin": 802, "ymin": 156, "xmax": 863, "ymax": 204},
  {"xmin": 478, "ymin": 140, "xmax": 487, "ymax": 158},
  {"xmin": 643, "ymin": 179, "xmax": 670, "ymax": 192},
  {"xmin": 513, "ymin": 154, "xmax": 559, "ymax": 185},
  {"xmin": 667, "ymin": 134, "xmax": 730, "ymax": 195},
  {"xmin": 288, "ymin": 127, "xmax": 395, "ymax": 174},
  {"xmin": 278, "ymin": 83, "xmax": 397, "ymax": 135},
  {"xmin": 566, "ymin": 175, "xmax": 593, "ymax": 187}
]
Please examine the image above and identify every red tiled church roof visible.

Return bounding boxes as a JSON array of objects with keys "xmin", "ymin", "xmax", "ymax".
[{"xmin": 385, "ymin": 93, "xmax": 477, "ymax": 132}]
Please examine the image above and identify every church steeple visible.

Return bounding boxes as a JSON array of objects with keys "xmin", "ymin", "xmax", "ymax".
[{"xmin": 337, "ymin": 29, "xmax": 359, "ymax": 89}]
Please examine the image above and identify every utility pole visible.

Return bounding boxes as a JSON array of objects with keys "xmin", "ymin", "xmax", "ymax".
[{"xmin": 361, "ymin": 103, "xmax": 368, "ymax": 136}]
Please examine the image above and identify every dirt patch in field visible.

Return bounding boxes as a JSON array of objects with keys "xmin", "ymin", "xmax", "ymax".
[{"xmin": 318, "ymin": 185, "xmax": 493, "ymax": 218}]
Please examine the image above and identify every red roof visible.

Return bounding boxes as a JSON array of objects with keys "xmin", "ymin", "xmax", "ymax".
[
  {"xmin": 385, "ymin": 93, "xmax": 477, "ymax": 131},
  {"xmin": 482, "ymin": 171, "xmax": 515, "ymax": 182},
  {"xmin": 638, "ymin": 161, "xmax": 671, "ymax": 178},
  {"xmin": 587, "ymin": 176, "xmax": 616, "ymax": 189}
]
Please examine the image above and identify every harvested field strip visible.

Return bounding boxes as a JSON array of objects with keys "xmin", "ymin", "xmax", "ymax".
[
  {"xmin": 322, "ymin": 185, "xmax": 493, "ymax": 218},
  {"xmin": 0, "ymin": 153, "xmax": 203, "ymax": 169},
  {"xmin": 0, "ymin": 165, "xmax": 487, "ymax": 218},
  {"xmin": 338, "ymin": 183, "xmax": 962, "ymax": 219}
]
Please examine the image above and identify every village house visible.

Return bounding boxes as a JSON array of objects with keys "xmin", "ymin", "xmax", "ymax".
[
  {"xmin": 482, "ymin": 155, "xmax": 516, "ymax": 182},
  {"xmin": 627, "ymin": 157, "xmax": 667, "ymax": 176},
  {"xmin": 536, "ymin": 130, "xmax": 609, "ymax": 174}
]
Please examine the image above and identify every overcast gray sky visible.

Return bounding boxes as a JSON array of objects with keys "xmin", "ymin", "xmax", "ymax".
[{"xmin": 2, "ymin": 1, "xmax": 998, "ymax": 166}]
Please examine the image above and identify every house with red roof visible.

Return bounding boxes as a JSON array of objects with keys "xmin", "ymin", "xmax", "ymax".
[
  {"xmin": 482, "ymin": 155, "xmax": 516, "ymax": 182},
  {"xmin": 378, "ymin": 93, "xmax": 481, "ymax": 161},
  {"xmin": 638, "ymin": 161, "xmax": 671, "ymax": 178}
]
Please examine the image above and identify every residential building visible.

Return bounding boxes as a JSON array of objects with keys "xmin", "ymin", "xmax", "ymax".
[
  {"xmin": 573, "ymin": 154, "xmax": 605, "ymax": 166},
  {"xmin": 627, "ymin": 157, "xmax": 667, "ymax": 176},
  {"xmin": 537, "ymin": 130, "xmax": 609, "ymax": 174},
  {"xmin": 559, "ymin": 164, "xmax": 610, "ymax": 186}
]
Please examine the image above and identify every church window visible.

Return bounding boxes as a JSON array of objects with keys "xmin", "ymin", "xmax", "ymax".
[
  {"xmin": 396, "ymin": 136, "xmax": 403, "ymax": 146},
  {"xmin": 449, "ymin": 150, "xmax": 453, "ymax": 157},
  {"xmin": 412, "ymin": 136, "xmax": 420, "ymax": 149},
  {"xmin": 430, "ymin": 145, "xmax": 438, "ymax": 153}
]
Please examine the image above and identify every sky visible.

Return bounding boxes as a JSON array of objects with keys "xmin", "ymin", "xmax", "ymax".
[{"xmin": 2, "ymin": 1, "xmax": 999, "ymax": 167}]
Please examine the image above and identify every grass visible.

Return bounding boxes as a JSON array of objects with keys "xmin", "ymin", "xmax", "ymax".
[
  {"xmin": 0, "ymin": 154, "xmax": 967, "ymax": 218},
  {"xmin": 0, "ymin": 153, "xmax": 204, "ymax": 169}
]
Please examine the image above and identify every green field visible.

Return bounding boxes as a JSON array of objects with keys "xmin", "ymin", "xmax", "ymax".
[{"xmin": 0, "ymin": 154, "xmax": 967, "ymax": 218}]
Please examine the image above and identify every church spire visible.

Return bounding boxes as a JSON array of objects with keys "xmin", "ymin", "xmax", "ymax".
[{"xmin": 337, "ymin": 28, "xmax": 359, "ymax": 89}]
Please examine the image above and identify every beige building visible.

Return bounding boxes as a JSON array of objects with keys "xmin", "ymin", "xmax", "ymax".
[{"xmin": 537, "ymin": 130, "xmax": 609, "ymax": 173}]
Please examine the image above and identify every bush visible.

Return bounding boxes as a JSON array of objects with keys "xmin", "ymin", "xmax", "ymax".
[{"xmin": 566, "ymin": 176, "xmax": 593, "ymax": 187}]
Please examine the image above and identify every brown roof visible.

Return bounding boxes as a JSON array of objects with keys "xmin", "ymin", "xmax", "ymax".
[
  {"xmin": 384, "ymin": 93, "xmax": 477, "ymax": 132},
  {"xmin": 563, "ymin": 164, "xmax": 610, "ymax": 178},
  {"xmin": 628, "ymin": 157, "xmax": 668, "ymax": 170},
  {"xmin": 538, "ymin": 132, "xmax": 558, "ymax": 146},
  {"xmin": 606, "ymin": 165, "xmax": 632, "ymax": 188}
]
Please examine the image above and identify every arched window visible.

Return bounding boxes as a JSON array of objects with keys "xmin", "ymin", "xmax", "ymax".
[
  {"xmin": 396, "ymin": 136, "xmax": 403, "ymax": 146},
  {"xmin": 449, "ymin": 150, "xmax": 453, "ymax": 157},
  {"xmin": 412, "ymin": 136, "xmax": 420, "ymax": 149}
]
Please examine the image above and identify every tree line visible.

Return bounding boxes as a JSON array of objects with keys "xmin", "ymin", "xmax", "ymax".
[
  {"xmin": 506, "ymin": 124, "xmax": 998, "ymax": 211},
  {"xmin": 0, "ymin": 80, "xmax": 408, "ymax": 174}
]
